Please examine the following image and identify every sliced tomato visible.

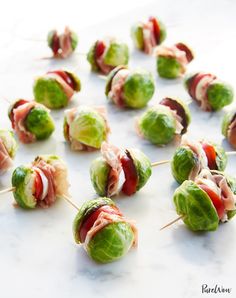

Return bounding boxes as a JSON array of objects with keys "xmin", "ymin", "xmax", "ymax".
[
  {"xmin": 34, "ymin": 170, "xmax": 43, "ymax": 200},
  {"xmin": 121, "ymin": 154, "xmax": 138, "ymax": 196},
  {"xmin": 79, "ymin": 205, "xmax": 122, "ymax": 243},
  {"xmin": 199, "ymin": 184, "xmax": 225, "ymax": 219},
  {"xmin": 202, "ymin": 143, "xmax": 217, "ymax": 170},
  {"xmin": 149, "ymin": 16, "xmax": 160, "ymax": 44},
  {"xmin": 47, "ymin": 70, "xmax": 75, "ymax": 90},
  {"xmin": 95, "ymin": 41, "xmax": 106, "ymax": 58},
  {"xmin": 175, "ymin": 43, "xmax": 194, "ymax": 63},
  {"xmin": 9, "ymin": 99, "xmax": 29, "ymax": 128}
]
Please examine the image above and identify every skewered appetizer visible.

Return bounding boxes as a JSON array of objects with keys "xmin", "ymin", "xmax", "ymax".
[
  {"xmin": 90, "ymin": 142, "xmax": 152, "ymax": 196},
  {"xmin": 105, "ymin": 66, "xmax": 155, "ymax": 109},
  {"xmin": 47, "ymin": 27, "xmax": 78, "ymax": 59},
  {"xmin": 136, "ymin": 97, "xmax": 190, "ymax": 145},
  {"xmin": 87, "ymin": 38, "xmax": 129, "ymax": 75},
  {"xmin": 8, "ymin": 99, "xmax": 55, "ymax": 143},
  {"xmin": 131, "ymin": 16, "xmax": 166, "ymax": 55},
  {"xmin": 184, "ymin": 72, "xmax": 234, "ymax": 111},
  {"xmin": 0, "ymin": 130, "xmax": 17, "ymax": 174},
  {"xmin": 156, "ymin": 43, "xmax": 194, "ymax": 79},
  {"xmin": 222, "ymin": 109, "xmax": 236, "ymax": 148},
  {"xmin": 171, "ymin": 137, "xmax": 227, "ymax": 184},
  {"xmin": 33, "ymin": 70, "xmax": 81, "ymax": 109},
  {"xmin": 64, "ymin": 106, "xmax": 110, "ymax": 151},
  {"xmin": 73, "ymin": 197, "xmax": 137, "ymax": 263},
  {"xmin": 174, "ymin": 169, "xmax": 236, "ymax": 231},
  {"xmin": 12, "ymin": 155, "xmax": 69, "ymax": 209}
]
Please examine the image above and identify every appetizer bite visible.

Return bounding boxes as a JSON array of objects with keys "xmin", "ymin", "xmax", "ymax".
[
  {"xmin": 156, "ymin": 43, "xmax": 194, "ymax": 79},
  {"xmin": 73, "ymin": 197, "xmax": 137, "ymax": 263},
  {"xmin": 222, "ymin": 109, "xmax": 236, "ymax": 149},
  {"xmin": 174, "ymin": 169, "xmax": 236, "ymax": 231},
  {"xmin": 136, "ymin": 97, "xmax": 190, "ymax": 145},
  {"xmin": 87, "ymin": 38, "xmax": 129, "ymax": 75},
  {"xmin": 12, "ymin": 155, "xmax": 69, "ymax": 209},
  {"xmin": 0, "ymin": 130, "xmax": 17, "ymax": 174},
  {"xmin": 131, "ymin": 16, "xmax": 166, "ymax": 55},
  {"xmin": 184, "ymin": 72, "xmax": 234, "ymax": 111},
  {"xmin": 64, "ymin": 106, "xmax": 110, "ymax": 151},
  {"xmin": 90, "ymin": 142, "xmax": 152, "ymax": 197},
  {"xmin": 33, "ymin": 70, "xmax": 81, "ymax": 109},
  {"xmin": 47, "ymin": 27, "xmax": 78, "ymax": 59},
  {"xmin": 8, "ymin": 99, "xmax": 55, "ymax": 143},
  {"xmin": 171, "ymin": 137, "xmax": 227, "ymax": 184},
  {"xmin": 105, "ymin": 66, "xmax": 155, "ymax": 109}
]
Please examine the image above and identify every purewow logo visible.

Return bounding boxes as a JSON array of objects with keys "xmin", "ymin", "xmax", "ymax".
[{"xmin": 202, "ymin": 284, "xmax": 232, "ymax": 294}]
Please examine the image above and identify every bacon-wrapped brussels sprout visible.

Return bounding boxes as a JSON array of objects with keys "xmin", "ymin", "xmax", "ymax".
[
  {"xmin": 222, "ymin": 109, "xmax": 236, "ymax": 148},
  {"xmin": 47, "ymin": 27, "xmax": 78, "ymax": 59},
  {"xmin": 136, "ymin": 98, "xmax": 190, "ymax": 145},
  {"xmin": 73, "ymin": 197, "xmax": 137, "ymax": 263},
  {"xmin": 173, "ymin": 169, "xmax": 236, "ymax": 231},
  {"xmin": 12, "ymin": 155, "xmax": 69, "ymax": 209},
  {"xmin": 8, "ymin": 99, "xmax": 55, "ymax": 143},
  {"xmin": 184, "ymin": 72, "xmax": 234, "ymax": 111},
  {"xmin": 105, "ymin": 66, "xmax": 155, "ymax": 109},
  {"xmin": 87, "ymin": 38, "xmax": 129, "ymax": 75},
  {"xmin": 0, "ymin": 130, "xmax": 17, "ymax": 174},
  {"xmin": 156, "ymin": 43, "xmax": 194, "ymax": 79},
  {"xmin": 90, "ymin": 142, "xmax": 152, "ymax": 197},
  {"xmin": 64, "ymin": 106, "xmax": 110, "ymax": 151},
  {"xmin": 33, "ymin": 70, "xmax": 81, "ymax": 109},
  {"xmin": 171, "ymin": 138, "xmax": 227, "ymax": 184},
  {"xmin": 131, "ymin": 16, "xmax": 166, "ymax": 55}
]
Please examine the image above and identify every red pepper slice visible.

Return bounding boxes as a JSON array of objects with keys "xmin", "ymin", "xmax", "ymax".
[
  {"xmin": 79, "ymin": 205, "xmax": 122, "ymax": 243},
  {"xmin": 149, "ymin": 16, "xmax": 160, "ymax": 44},
  {"xmin": 95, "ymin": 41, "xmax": 106, "ymax": 58},
  {"xmin": 175, "ymin": 43, "xmax": 194, "ymax": 63},
  {"xmin": 202, "ymin": 143, "xmax": 217, "ymax": 170},
  {"xmin": 9, "ymin": 99, "xmax": 29, "ymax": 128},
  {"xmin": 47, "ymin": 70, "xmax": 75, "ymax": 90},
  {"xmin": 121, "ymin": 154, "xmax": 138, "ymax": 196},
  {"xmin": 189, "ymin": 73, "xmax": 215, "ymax": 100},
  {"xmin": 199, "ymin": 184, "xmax": 225, "ymax": 219},
  {"xmin": 34, "ymin": 170, "xmax": 43, "ymax": 200},
  {"xmin": 52, "ymin": 34, "xmax": 60, "ymax": 55}
]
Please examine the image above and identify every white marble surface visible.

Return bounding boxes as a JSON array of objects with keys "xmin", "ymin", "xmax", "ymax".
[{"xmin": 0, "ymin": 0, "xmax": 236, "ymax": 297}]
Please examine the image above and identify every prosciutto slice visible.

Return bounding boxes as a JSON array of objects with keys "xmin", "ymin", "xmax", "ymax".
[
  {"xmin": 165, "ymin": 106, "xmax": 184, "ymax": 135},
  {"xmin": 142, "ymin": 21, "xmax": 157, "ymax": 55},
  {"xmin": 227, "ymin": 117, "xmax": 236, "ymax": 149},
  {"xmin": 13, "ymin": 101, "xmax": 37, "ymax": 143},
  {"xmin": 0, "ymin": 139, "xmax": 13, "ymax": 174},
  {"xmin": 84, "ymin": 211, "xmax": 138, "ymax": 250},
  {"xmin": 45, "ymin": 73, "xmax": 74, "ymax": 100},
  {"xmin": 101, "ymin": 142, "xmax": 122, "ymax": 196},
  {"xmin": 58, "ymin": 27, "xmax": 73, "ymax": 58},
  {"xmin": 108, "ymin": 69, "xmax": 129, "ymax": 107}
]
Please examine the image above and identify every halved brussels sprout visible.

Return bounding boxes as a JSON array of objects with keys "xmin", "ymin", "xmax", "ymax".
[
  {"xmin": 105, "ymin": 65, "xmax": 127, "ymax": 96},
  {"xmin": 68, "ymin": 106, "xmax": 108, "ymax": 149},
  {"xmin": 87, "ymin": 42, "xmax": 99, "ymax": 72},
  {"xmin": 25, "ymin": 106, "xmax": 55, "ymax": 140},
  {"xmin": 157, "ymin": 56, "xmax": 182, "ymax": 79},
  {"xmin": 86, "ymin": 221, "xmax": 134, "ymax": 263},
  {"xmin": 174, "ymin": 180, "xmax": 219, "ymax": 231},
  {"xmin": 171, "ymin": 147, "xmax": 196, "ymax": 184},
  {"xmin": 103, "ymin": 42, "xmax": 129, "ymax": 67},
  {"xmin": 207, "ymin": 81, "xmax": 234, "ymax": 111},
  {"xmin": 221, "ymin": 110, "xmax": 235, "ymax": 137},
  {"xmin": 90, "ymin": 157, "xmax": 110, "ymax": 196},
  {"xmin": 70, "ymin": 31, "xmax": 79, "ymax": 51},
  {"xmin": 128, "ymin": 149, "xmax": 152, "ymax": 190},
  {"xmin": 131, "ymin": 24, "xmax": 144, "ymax": 50},
  {"xmin": 138, "ymin": 105, "xmax": 176, "ymax": 145},
  {"xmin": 0, "ymin": 130, "xmax": 17, "ymax": 158},
  {"xmin": 73, "ymin": 197, "xmax": 115, "ymax": 244},
  {"xmin": 214, "ymin": 144, "xmax": 227, "ymax": 171},
  {"xmin": 12, "ymin": 166, "xmax": 36, "ymax": 209}
]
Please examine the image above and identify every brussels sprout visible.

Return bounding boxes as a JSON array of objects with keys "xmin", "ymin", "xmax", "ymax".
[
  {"xmin": 173, "ymin": 180, "xmax": 219, "ymax": 231},
  {"xmin": 73, "ymin": 197, "xmax": 115, "ymax": 244},
  {"xmin": 67, "ymin": 106, "xmax": 108, "ymax": 149},
  {"xmin": 103, "ymin": 42, "xmax": 129, "ymax": 67},
  {"xmin": 0, "ymin": 130, "xmax": 17, "ymax": 158},
  {"xmin": 122, "ymin": 70, "xmax": 155, "ymax": 108},
  {"xmin": 34, "ymin": 77, "xmax": 68, "ymax": 109},
  {"xmin": 207, "ymin": 81, "xmax": 234, "ymax": 111},
  {"xmin": 157, "ymin": 56, "xmax": 182, "ymax": 79},
  {"xmin": 127, "ymin": 149, "xmax": 152, "ymax": 190},
  {"xmin": 171, "ymin": 147, "xmax": 197, "ymax": 184},
  {"xmin": 12, "ymin": 166, "xmax": 36, "ymax": 209},
  {"xmin": 131, "ymin": 24, "xmax": 144, "ymax": 50},
  {"xmin": 25, "ymin": 106, "xmax": 55, "ymax": 140},
  {"xmin": 87, "ymin": 42, "xmax": 99, "ymax": 72},
  {"xmin": 86, "ymin": 221, "xmax": 134, "ymax": 263},
  {"xmin": 90, "ymin": 157, "xmax": 111, "ymax": 196},
  {"xmin": 138, "ymin": 105, "xmax": 176, "ymax": 145}
]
